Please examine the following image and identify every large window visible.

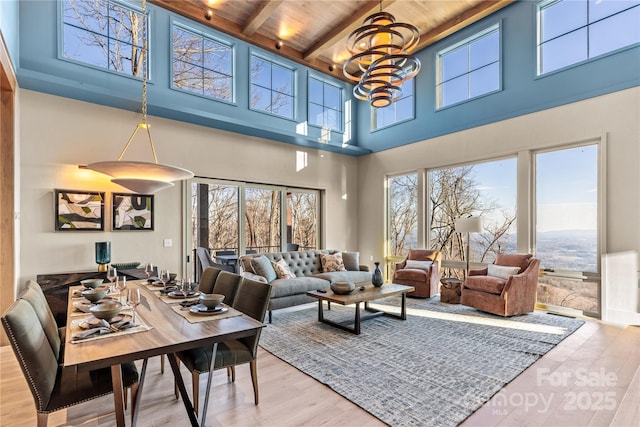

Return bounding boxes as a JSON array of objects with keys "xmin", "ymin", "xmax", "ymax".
[
  {"xmin": 388, "ymin": 173, "xmax": 418, "ymax": 258},
  {"xmin": 534, "ymin": 144, "xmax": 599, "ymax": 314},
  {"xmin": 250, "ymin": 55, "xmax": 294, "ymax": 119},
  {"xmin": 537, "ymin": 0, "xmax": 640, "ymax": 75},
  {"xmin": 62, "ymin": 0, "xmax": 147, "ymax": 77},
  {"xmin": 308, "ymin": 77, "xmax": 342, "ymax": 132},
  {"xmin": 172, "ymin": 25, "xmax": 233, "ymax": 102},
  {"xmin": 437, "ymin": 24, "xmax": 500, "ymax": 108},
  {"xmin": 428, "ymin": 158, "xmax": 517, "ymax": 277},
  {"xmin": 190, "ymin": 179, "xmax": 319, "ymax": 271},
  {"xmin": 372, "ymin": 78, "xmax": 414, "ymax": 130}
]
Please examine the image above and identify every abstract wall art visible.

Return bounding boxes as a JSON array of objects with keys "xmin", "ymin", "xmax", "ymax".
[
  {"xmin": 55, "ymin": 189, "xmax": 105, "ymax": 231},
  {"xmin": 112, "ymin": 193, "xmax": 154, "ymax": 231}
]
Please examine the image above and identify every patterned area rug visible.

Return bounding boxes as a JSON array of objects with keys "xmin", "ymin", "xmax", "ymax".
[{"xmin": 259, "ymin": 297, "xmax": 584, "ymax": 427}]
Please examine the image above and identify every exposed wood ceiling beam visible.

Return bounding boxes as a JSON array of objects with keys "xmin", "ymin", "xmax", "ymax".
[
  {"xmin": 242, "ymin": 1, "xmax": 284, "ymax": 37},
  {"xmin": 303, "ymin": 0, "xmax": 397, "ymax": 62},
  {"xmin": 412, "ymin": 0, "xmax": 517, "ymax": 53},
  {"xmin": 149, "ymin": 0, "xmax": 347, "ymax": 81}
]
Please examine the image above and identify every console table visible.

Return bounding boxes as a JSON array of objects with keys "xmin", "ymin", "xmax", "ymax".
[{"xmin": 36, "ymin": 268, "xmax": 151, "ymax": 327}]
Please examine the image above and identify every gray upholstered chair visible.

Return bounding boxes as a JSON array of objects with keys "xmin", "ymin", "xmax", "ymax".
[
  {"xmin": 286, "ymin": 243, "xmax": 299, "ymax": 251},
  {"xmin": 2, "ymin": 298, "xmax": 140, "ymax": 427},
  {"xmin": 175, "ymin": 277, "xmax": 271, "ymax": 414},
  {"xmin": 197, "ymin": 268, "xmax": 242, "ymax": 306},
  {"xmin": 195, "ymin": 247, "xmax": 233, "ymax": 281}
]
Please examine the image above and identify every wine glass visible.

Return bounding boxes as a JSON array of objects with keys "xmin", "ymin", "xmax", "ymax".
[
  {"xmin": 159, "ymin": 269, "xmax": 169, "ymax": 287},
  {"xmin": 127, "ymin": 288, "xmax": 141, "ymax": 325},
  {"xmin": 115, "ymin": 276, "xmax": 127, "ymax": 304},
  {"xmin": 144, "ymin": 263, "xmax": 154, "ymax": 279},
  {"xmin": 106, "ymin": 266, "xmax": 117, "ymax": 292}
]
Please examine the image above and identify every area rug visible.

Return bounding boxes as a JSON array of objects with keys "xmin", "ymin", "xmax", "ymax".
[{"xmin": 259, "ymin": 297, "xmax": 584, "ymax": 427}]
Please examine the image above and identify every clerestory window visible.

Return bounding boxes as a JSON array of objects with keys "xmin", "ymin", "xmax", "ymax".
[
  {"xmin": 62, "ymin": 0, "xmax": 147, "ymax": 77},
  {"xmin": 172, "ymin": 25, "xmax": 233, "ymax": 102},
  {"xmin": 250, "ymin": 54, "xmax": 295, "ymax": 119},
  {"xmin": 537, "ymin": 0, "xmax": 640, "ymax": 75}
]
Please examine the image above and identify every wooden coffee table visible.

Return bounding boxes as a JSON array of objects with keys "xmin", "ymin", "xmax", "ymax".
[{"xmin": 307, "ymin": 283, "xmax": 415, "ymax": 335}]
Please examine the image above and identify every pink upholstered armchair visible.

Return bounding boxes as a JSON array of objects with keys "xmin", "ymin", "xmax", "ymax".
[
  {"xmin": 393, "ymin": 249, "xmax": 442, "ymax": 298},
  {"xmin": 461, "ymin": 253, "xmax": 540, "ymax": 316}
]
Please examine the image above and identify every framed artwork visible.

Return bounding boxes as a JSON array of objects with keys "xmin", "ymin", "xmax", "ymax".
[
  {"xmin": 55, "ymin": 189, "xmax": 105, "ymax": 231},
  {"xmin": 112, "ymin": 193, "xmax": 154, "ymax": 231}
]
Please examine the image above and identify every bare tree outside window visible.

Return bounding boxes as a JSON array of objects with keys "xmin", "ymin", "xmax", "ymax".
[
  {"xmin": 287, "ymin": 192, "xmax": 317, "ymax": 250},
  {"xmin": 173, "ymin": 26, "xmax": 233, "ymax": 102},
  {"xmin": 388, "ymin": 173, "xmax": 418, "ymax": 257},
  {"xmin": 250, "ymin": 55, "xmax": 294, "ymax": 119},
  {"xmin": 63, "ymin": 0, "xmax": 146, "ymax": 77},
  {"xmin": 245, "ymin": 188, "xmax": 281, "ymax": 253}
]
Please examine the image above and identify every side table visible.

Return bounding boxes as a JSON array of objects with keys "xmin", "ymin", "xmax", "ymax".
[{"xmin": 440, "ymin": 277, "xmax": 463, "ymax": 304}]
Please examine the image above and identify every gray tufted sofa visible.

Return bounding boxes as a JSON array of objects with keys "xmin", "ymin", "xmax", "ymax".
[{"xmin": 239, "ymin": 249, "xmax": 371, "ymax": 322}]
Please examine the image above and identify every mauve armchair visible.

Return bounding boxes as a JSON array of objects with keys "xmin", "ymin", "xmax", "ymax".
[
  {"xmin": 461, "ymin": 253, "xmax": 540, "ymax": 316},
  {"xmin": 393, "ymin": 249, "xmax": 442, "ymax": 298}
]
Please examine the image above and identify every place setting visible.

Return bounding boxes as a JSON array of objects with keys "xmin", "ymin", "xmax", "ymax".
[
  {"xmin": 170, "ymin": 293, "xmax": 241, "ymax": 323},
  {"xmin": 70, "ymin": 288, "xmax": 152, "ymax": 343}
]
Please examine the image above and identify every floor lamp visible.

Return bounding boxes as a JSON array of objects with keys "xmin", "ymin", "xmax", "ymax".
[{"xmin": 455, "ymin": 216, "xmax": 483, "ymax": 277}]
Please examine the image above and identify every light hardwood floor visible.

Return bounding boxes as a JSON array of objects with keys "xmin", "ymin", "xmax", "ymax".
[{"xmin": 0, "ymin": 311, "xmax": 638, "ymax": 427}]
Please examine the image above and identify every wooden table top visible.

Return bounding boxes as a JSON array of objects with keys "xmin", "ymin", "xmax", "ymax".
[
  {"xmin": 63, "ymin": 280, "xmax": 265, "ymax": 371},
  {"xmin": 307, "ymin": 283, "xmax": 415, "ymax": 306}
]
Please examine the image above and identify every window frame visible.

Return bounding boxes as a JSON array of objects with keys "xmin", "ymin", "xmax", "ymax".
[
  {"xmin": 170, "ymin": 22, "xmax": 235, "ymax": 104},
  {"xmin": 249, "ymin": 52, "xmax": 296, "ymax": 120},
  {"xmin": 436, "ymin": 23, "xmax": 502, "ymax": 110},
  {"xmin": 307, "ymin": 74, "xmax": 343, "ymax": 133},
  {"xmin": 59, "ymin": 0, "xmax": 149, "ymax": 80},
  {"xmin": 536, "ymin": 0, "xmax": 640, "ymax": 76},
  {"xmin": 371, "ymin": 77, "xmax": 416, "ymax": 131}
]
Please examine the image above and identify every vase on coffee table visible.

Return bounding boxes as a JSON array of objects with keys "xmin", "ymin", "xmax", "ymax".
[{"xmin": 372, "ymin": 262, "xmax": 384, "ymax": 287}]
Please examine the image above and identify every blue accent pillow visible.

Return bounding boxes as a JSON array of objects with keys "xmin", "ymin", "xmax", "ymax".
[{"xmin": 250, "ymin": 255, "xmax": 277, "ymax": 283}]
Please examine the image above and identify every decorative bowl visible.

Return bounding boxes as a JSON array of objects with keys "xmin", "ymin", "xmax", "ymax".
[
  {"xmin": 90, "ymin": 301, "xmax": 122, "ymax": 321},
  {"xmin": 199, "ymin": 293, "xmax": 225, "ymax": 309},
  {"xmin": 169, "ymin": 273, "xmax": 178, "ymax": 282},
  {"xmin": 82, "ymin": 287, "xmax": 109, "ymax": 303},
  {"xmin": 81, "ymin": 278, "xmax": 104, "ymax": 289},
  {"xmin": 330, "ymin": 281, "xmax": 355, "ymax": 295},
  {"xmin": 111, "ymin": 262, "xmax": 140, "ymax": 270}
]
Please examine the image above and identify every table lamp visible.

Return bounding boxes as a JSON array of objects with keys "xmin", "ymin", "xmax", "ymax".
[
  {"xmin": 454, "ymin": 216, "xmax": 483, "ymax": 276},
  {"xmin": 95, "ymin": 241, "xmax": 111, "ymax": 272}
]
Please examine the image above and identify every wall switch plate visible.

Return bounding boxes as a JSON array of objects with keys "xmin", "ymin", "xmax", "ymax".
[{"xmin": 163, "ymin": 239, "xmax": 173, "ymax": 247}]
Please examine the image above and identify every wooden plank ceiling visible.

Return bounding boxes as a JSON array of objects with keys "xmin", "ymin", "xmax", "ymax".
[{"xmin": 150, "ymin": 0, "xmax": 515, "ymax": 82}]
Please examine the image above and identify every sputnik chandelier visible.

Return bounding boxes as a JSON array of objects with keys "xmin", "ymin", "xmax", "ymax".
[
  {"xmin": 85, "ymin": 0, "xmax": 193, "ymax": 193},
  {"xmin": 343, "ymin": 2, "xmax": 421, "ymax": 108}
]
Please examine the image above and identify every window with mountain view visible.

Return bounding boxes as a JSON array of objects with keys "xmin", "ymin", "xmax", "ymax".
[
  {"xmin": 537, "ymin": 0, "xmax": 640, "ymax": 75},
  {"xmin": 250, "ymin": 55, "xmax": 294, "ymax": 119},
  {"xmin": 534, "ymin": 144, "xmax": 599, "ymax": 314},
  {"xmin": 172, "ymin": 25, "xmax": 233, "ymax": 102},
  {"xmin": 62, "ymin": 0, "xmax": 147, "ymax": 77},
  {"xmin": 437, "ymin": 24, "xmax": 500, "ymax": 108}
]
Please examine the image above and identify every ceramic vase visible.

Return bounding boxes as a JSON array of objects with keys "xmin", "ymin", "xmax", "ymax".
[{"xmin": 372, "ymin": 262, "xmax": 384, "ymax": 287}]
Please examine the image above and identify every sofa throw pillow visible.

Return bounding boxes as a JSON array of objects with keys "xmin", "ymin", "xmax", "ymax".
[
  {"xmin": 250, "ymin": 255, "xmax": 277, "ymax": 283},
  {"xmin": 320, "ymin": 253, "xmax": 347, "ymax": 272},
  {"xmin": 405, "ymin": 260, "xmax": 433, "ymax": 271},
  {"xmin": 341, "ymin": 252, "xmax": 360, "ymax": 271},
  {"xmin": 487, "ymin": 264, "xmax": 521, "ymax": 280},
  {"xmin": 272, "ymin": 258, "xmax": 296, "ymax": 279}
]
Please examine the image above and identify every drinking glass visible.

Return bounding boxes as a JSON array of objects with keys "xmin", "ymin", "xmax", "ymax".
[
  {"xmin": 106, "ymin": 266, "xmax": 117, "ymax": 292},
  {"xmin": 144, "ymin": 263, "xmax": 154, "ymax": 279},
  {"xmin": 115, "ymin": 276, "xmax": 127, "ymax": 304},
  {"xmin": 159, "ymin": 269, "xmax": 169, "ymax": 286},
  {"xmin": 127, "ymin": 288, "xmax": 141, "ymax": 325}
]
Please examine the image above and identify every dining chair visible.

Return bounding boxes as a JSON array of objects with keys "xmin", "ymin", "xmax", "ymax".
[
  {"xmin": 175, "ymin": 277, "xmax": 272, "ymax": 414},
  {"xmin": 21, "ymin": 281, "xmax": 64, "ymax": 361},
  {"xmin": 1, "ymin": 298, "xmax": 141, "ymax": 427}
]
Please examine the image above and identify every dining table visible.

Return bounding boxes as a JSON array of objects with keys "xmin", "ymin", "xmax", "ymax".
[{"xmin": 63, "ymin": 279, "xmax": 265, "ymax": 427}]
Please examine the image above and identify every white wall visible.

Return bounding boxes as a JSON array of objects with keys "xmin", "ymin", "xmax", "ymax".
[
  {"xmin": 356, "ymin": 87, "xmax": 640, "ymax": 279},
  {"xmin": 18, "ymin": 90, "xmax": 360, "ymax": 284}
]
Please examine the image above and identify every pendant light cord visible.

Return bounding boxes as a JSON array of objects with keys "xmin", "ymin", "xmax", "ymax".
[{"xmin": 141, "ymin": 0, "xmax": 148, "ymax": 123}]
